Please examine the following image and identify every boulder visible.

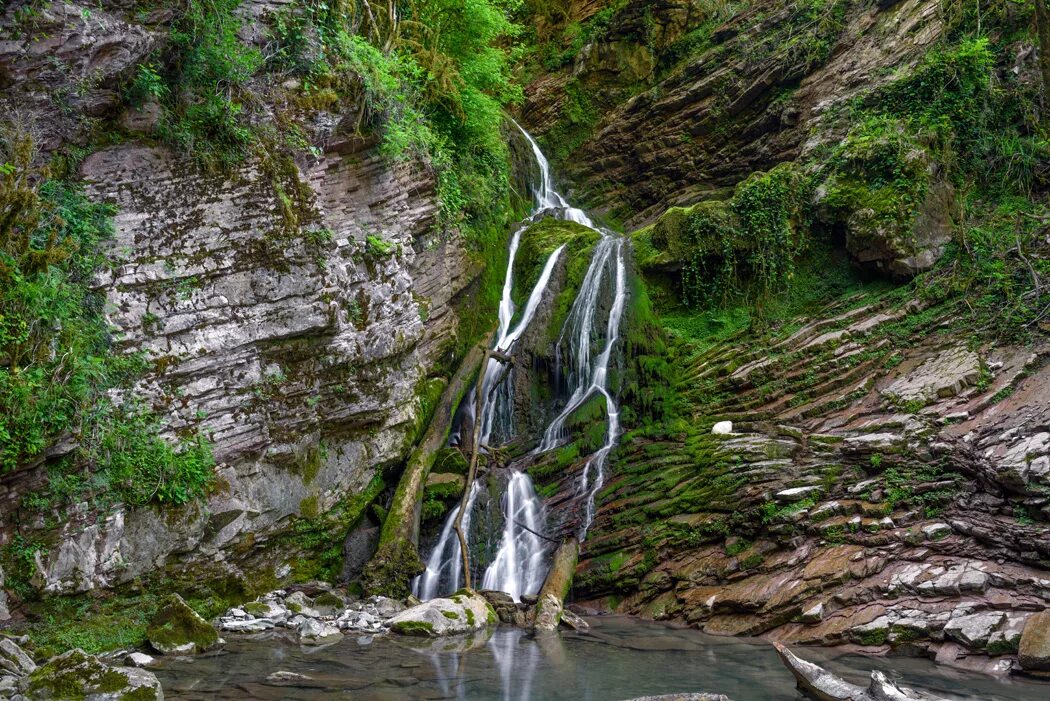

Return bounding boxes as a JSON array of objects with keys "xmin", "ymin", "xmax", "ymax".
[
  {"xmin": 387, "ymin": 590, "xmax": 497, "ymax": 637},
  {"xmin": 146, "ymin": 594, "xmax": 220, "ymax": 655},
  {"xmin": 943, "ymin": 611, "xmax": 1004, "ymax": 649},
  {"xmin": 0, "ymin": 638, "xmax": 36, "ymax": 677},
  {"xmin": 1019, "ymin": 610, "xmax": 1050, "ymax": 672},
  {"xmin": 19, "ymin": 649, "xmax": 163, "ymax": 700},
  {"xmin": 123, "ymin": 652, "xmax": 156, "ymax": 668},
  {"xmin": 296, "ymin": 618, "xmax": 343, "ymax": 645}
]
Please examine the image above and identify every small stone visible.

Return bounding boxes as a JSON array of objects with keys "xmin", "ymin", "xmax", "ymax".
[
  {"xmin": 0, "ymin": 638, "xmax": 36, "ymax": 676},
  {"xmin": 267, "ymin": 670, "xmax": 313, "ymax": 683},
  {"xmin": 221, "ymin": 617, "xmax": 275, "ymax": 633},
  {"xmin": 921, "ymin": 522, "xmax": 952, "ymax": 540},
  {"xmin": 124, "ymin": 652, "xmax": 156, "ymax": 668},
  {"xmin": 799, "ymin": 602, "xmax": 824, "ymax": 624},
  {"xmin": 712, "ymin": 421, "xmax": 733, "ymax": 435},
  {"xmin": 297, "ymin": 618, "xmax": 342, "ymax": 645},
  {"xmin": 775, "ymin": 486, "xmax": 821, "ymax": 503}
]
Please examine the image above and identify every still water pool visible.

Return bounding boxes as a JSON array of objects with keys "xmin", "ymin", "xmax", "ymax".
[{"xmin": 155, "ymin": 616, "xmax": 1049, "ymax": 700}]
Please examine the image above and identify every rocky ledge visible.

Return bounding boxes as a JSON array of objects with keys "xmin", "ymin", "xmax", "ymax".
[{"xmin": 0, "ymin": 636, "xmax": 163, "ymax": 701}]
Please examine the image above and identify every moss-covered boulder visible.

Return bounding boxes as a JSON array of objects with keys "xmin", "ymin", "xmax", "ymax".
[
  {"xmin": 387, "ymin": 589, "xmax": 497, "ymax": 637},
  {"xmin": 145, "ymin": 594, "xmax": 219, "ymax": 655},
  {"xmin": 19, "ymin": 649, "xmax": 163, "ymax": 700}
]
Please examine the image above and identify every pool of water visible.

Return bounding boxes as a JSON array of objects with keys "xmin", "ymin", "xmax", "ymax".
[{"xmin": 154, "ymin": 616, "xmax": 1049, "ymax": 700}]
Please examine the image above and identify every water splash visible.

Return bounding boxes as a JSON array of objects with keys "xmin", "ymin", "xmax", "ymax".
[
  {"xmin": 481, "ymin": 472, "xmax": 548, "ymax": 601},
  {"xmin": 413, "ymin": 481, "xmax": 480, "ymax": 601}
]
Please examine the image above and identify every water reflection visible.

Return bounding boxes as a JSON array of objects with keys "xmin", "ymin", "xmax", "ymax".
[{"xmin": 155, "ymin": 616, "xmax": 1050, "ymax": 701}]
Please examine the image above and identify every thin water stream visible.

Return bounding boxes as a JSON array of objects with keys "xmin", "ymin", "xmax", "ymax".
[{"xmin": 153, "ymin": 616, "xmax": 1049, "ymax": 701}]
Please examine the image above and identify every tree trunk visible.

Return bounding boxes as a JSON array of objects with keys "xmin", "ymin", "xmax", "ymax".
[
  {"xmin": 531, "ymin": 537, "xmax": 580, "ymax": 631},
  {"xmin": 360, "ymin": 338, "xmax": 489, "ymax": 597},
  {"xmin": 1037, "ymin": 0, "xmax": 1050, "ymax": 118}
]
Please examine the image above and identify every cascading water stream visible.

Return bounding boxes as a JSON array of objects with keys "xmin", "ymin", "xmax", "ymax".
[{"xmin": 413, "ymin": 121, "xmax": 627, "ymax": 601}]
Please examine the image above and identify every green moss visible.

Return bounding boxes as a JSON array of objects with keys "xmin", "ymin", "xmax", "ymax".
[
  {"xmin": 242, "ymin": 602, "xmax": 269, "ymax": 616},
  {"xmin": 313, "ymin": 592, "xmax": 344, "ymax": 608},
  {"xmin": 443, "ymin": 610, "xmax": 460, "ymax": 620},
  {"xmin": 858, "ymin": 628, "xmax": 889, "ymax": 646},
  {"xmin": 391, "ymin": 620, "xmax": 436, "ymax": 636},
  {"xmin": 361, "ymin": 539, "xmax": 424, "ymax": 599},
  {"xmin": 299, "ymin": 495, "xmax": 320, "ymax": 520},
  {"xmin": 145, "ymin": 594, "xmax": 219, "ymax": 653},
  {"xmin": 465, "ymin": 608, "xmax": 476, "ymax": 626},
  {"xmin": 23, "ymin": 648, "xmax": 159, "ymax": 701}
]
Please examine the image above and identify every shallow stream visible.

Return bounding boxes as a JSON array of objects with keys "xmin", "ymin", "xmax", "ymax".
[{"xmin": 154, "ymin": 616, "xmax": 1048, "ymax": 700}]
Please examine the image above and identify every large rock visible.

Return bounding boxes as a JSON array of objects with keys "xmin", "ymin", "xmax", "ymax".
[
  {"xmin": 19, "ymin": 649, "xmax": 163, "ymax": 700},
  {"xmin": 0, "ymin": 638, "xmax": 36, "ymax": 677},
  {"xmin": 388, "ymin": 590, "xmax": 497, "ymax": 637},
  {"xmin": 1019, "ymin": 610, "xmax": 1050, "ymax": 673},
  {"xmin": 146, "ymin": 594, "xmax": 220, "ymax": 655}
]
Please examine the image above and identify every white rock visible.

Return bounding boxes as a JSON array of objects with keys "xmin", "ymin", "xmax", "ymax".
[
  {"xmin": 124, "ymin": 652, "xmax": 156, "ymax": 668},
  {"xmin": 220, "ymin": 617, "xmax": 275, "ymax": 633},
  {"xmin": 388, "ymin": 590, "xmax": 496, "ymax": 637},
  {"xmin": 297, "ymin": 618, "xmax": 342, "ymax": 645},
  {"xmin": 711, "ymin": 421, "xmax": 733, "ymax": 435},
  {"xmin": 922, "ymin": 523, "xmax": 952, "ymax": 540}
]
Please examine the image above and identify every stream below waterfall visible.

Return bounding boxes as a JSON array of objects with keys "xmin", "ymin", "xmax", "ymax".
[
  {"xmin": 153, "ymin": 616, "xmax": 1048, "ymax": 700},
  {"xmin": 413, "ymin": 123, "xmax": 626, "ymax": 603}
]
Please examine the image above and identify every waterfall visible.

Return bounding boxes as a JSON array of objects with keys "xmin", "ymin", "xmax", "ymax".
[
  {"xmin": 414, "ymin": 121, "xmax": 627, "ymax": 601},
  {"xmin": 481, "ymin": 472, "xmax": 548, "ymax": 600},
  {"xmin": 414, "ymin": 481, "xmax": 480, "ymax": 601}
]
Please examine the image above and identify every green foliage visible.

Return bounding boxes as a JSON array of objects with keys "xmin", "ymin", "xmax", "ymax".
[
  {"xmin": 0, "ymin": 130, "xmax": 214, "ymax": 515},
  {"xmin": 638, "ymin": 163, "xmax": 812, "ymax": 311},
  {"xmin": 154, "ymin": 0, "xmax": 263, "ymax": 169}
]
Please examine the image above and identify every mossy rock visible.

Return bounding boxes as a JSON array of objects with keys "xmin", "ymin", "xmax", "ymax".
[
  {"xmin": 21, "ymin": 648, "xmax": 163, "ymax": 700},
  {"xmin": 145, "ymin": 593, "xmax": 219, "ymax": 655},
  {"xmin": 360, "ymin": 540, "xmax": 424, "ymax": 599}
]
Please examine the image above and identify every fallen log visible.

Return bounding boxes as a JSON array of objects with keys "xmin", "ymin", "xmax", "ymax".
[
  {"xmin": 774, "ymin": 643, "xmax": 948, "ymax": 701},
  {"xmin": 531, "ymin": 537, "xmax": 579, "ymax": 631},
  {"xmin": 360, "ymin": 341, "xmax": 488, "ymax": 597}
]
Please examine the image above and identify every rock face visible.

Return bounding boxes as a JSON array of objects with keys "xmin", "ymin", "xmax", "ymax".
[
  {"xmin": 18, "ymin": 648, "xmax": 163, "ymax": 701},
  {"xmin": 387, "ymin": 590, "xmax": 497, "ymax": 637},
  {"xmin": 0, "ymin": 132, "xmax": 476, "ymax": 594},
  {"xmin": 146, "ymin": 594, "xmax": 220, "ymax": 655},
  {"xmin": 571, "ymin": 289, "xmax": 1050, "ymax": 673},
  {"xmin": 1018, "ymin": 610, "xmax": 1050, "ymax": 673},
  {"xmin": 0, "ymin": 1, "xmax": 160, "ymax": 151}
]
